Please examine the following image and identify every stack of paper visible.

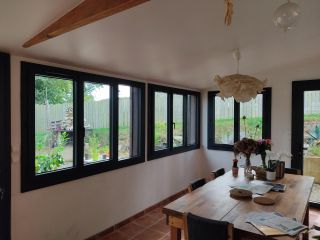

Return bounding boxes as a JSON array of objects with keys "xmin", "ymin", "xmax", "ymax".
[
  {"xmin": 229, "ymin": 182, "xmax": 273, "ymax": 195},
  {"xmin": 246, "ymin": 212, "xmax": 308, "ymax": 236}
]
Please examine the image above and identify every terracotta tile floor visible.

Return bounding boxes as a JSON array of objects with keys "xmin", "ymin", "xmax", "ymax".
[
  {"xmin": 97, "ymin": 207, "xmax": 185, "ymax": 240},
  {"xmin": 97, "ymin": 207, "xmax": 320, "ymax": 240}
]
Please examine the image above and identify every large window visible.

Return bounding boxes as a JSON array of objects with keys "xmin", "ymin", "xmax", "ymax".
[
  {"xmin": 148, "ymin": 84, "xmax": 200, "ymax": 160},
  {"xmin": 21, "ymin": 62, "xmax": 145, "ymax": 192},
  {"xmin": 207, "ymin": 88, "xmax": 271, "ymax": 151}
]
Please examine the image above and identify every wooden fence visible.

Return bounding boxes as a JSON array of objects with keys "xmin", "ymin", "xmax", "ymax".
[
  {"xmin": 304, "ymin": 91, "xmax": 320, "ymax": 115},
  {"xmin": 36, "ymin": 99, "xmax": 132, "ymax": 132},
  {"xmin": 215, "ymin": 95, "xmax": 263, "ymax": 120},
  {"xmin": 36, "ymin": 90, "xmax": 320, "ymax": 131},
  {"xmin": 35, "ymin": 94, "xmax": 182, "ymax": 132},
  {"xmin": 215, "ymin": 91, "xmax": 320, "ymax": 120}
]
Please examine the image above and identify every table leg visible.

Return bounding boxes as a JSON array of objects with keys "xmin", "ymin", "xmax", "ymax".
[
  {"xmin": 303, "ymin": 204, "xmax": 309, "ymax": 226},
  {"xmin": 302, "ymin": 204, "xmax": 309, "ymax": 240},
  {"xmin": 170, "ymin": 226, "xmax": 181, "ymax": 240}
]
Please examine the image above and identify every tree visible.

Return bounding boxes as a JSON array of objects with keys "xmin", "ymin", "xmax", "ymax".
[{"xmin": 35, "ymin": 76, "xmax": 100, "ymax": 104}]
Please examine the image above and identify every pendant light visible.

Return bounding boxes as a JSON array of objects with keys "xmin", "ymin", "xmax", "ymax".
[
  {"xmin": 273, "ymin": 0, "xmax": 301, "ymax": 31},
  {"xmin": 214, "ymin": 49, "xmax": 267, "ymax": 103}
]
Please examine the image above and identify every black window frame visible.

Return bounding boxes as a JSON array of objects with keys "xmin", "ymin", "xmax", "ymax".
[
  {"xmin": 148, "ymin": 84, "xmax": 200, "ymax": 160},
  {"xmin": 0, "ymin": 52, "xmax": 11, "ymax": 240},
  {"xmin": 207, "ymin": 88, "xmax": 271, "ymax": 151},
  {"xmin": 21, "ymin": 62, "xmax": 145, "ymax": 192}
]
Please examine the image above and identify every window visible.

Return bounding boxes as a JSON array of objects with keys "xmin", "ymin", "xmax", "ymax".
[
  {"xmin": 148, "ymin": 84, "xmax": 200, "ymax": 160},
  {"xmin": 21, "ymin": 62, "xmax": 145, "ymax": 192},
  {"xmin": 207, "ymin": 88, "xmax": 271, "ymax": 151}
]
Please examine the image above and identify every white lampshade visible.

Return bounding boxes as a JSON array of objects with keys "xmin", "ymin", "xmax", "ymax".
[{"xmin": 273, "ymin": 0, "xmax": 300, "ymax": 31}]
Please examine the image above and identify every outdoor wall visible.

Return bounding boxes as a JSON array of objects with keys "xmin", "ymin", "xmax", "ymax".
[
  {"xmin": 202, "ymin": 56, "xmax": 320, "ymax": 174},
  {"xmin": 11, "ymin": 56, "xmax": 206, "ymax": 240}
]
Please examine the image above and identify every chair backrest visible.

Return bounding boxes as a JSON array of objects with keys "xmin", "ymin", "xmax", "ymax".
[
  {"xmin": 211, "ymin": 168, "xmax": 225, "ymax": 180},
  {"xmin": 285, "ymin": 168, "xmax": 302, "ymax": 175},
  {"xmin": 183, "ymin": 212, "xmax": 233, "ymax": 240},
  {"xmin": 188, "ymin": 178, "xmax": 206, "ymax": 193}
]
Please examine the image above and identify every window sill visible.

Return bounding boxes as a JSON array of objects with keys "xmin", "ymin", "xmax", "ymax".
[
  {"xmin": 207, "ymin": 144, "xmax": 234, "ymax": 151},
  {"xmin": 148, "ymin": 145, "xmax": 200, "ymax": 161}
]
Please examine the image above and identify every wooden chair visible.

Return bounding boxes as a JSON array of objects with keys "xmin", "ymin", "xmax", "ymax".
[
  {"xmin": 211, "ymin": 168, "xmax": 225, "ymax": 180},
  {"xmin": 188, "ymin": 178, "xmax": 206, "ymax": 193},
  {"xmin": 285, "ymin": 168, "xmax": 302, "ymax": 175},
  {"xmin": 183, "ymin": 212, "xmax": 233, "ymax": 240}
]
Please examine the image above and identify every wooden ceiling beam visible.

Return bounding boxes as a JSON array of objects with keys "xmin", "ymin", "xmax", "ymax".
[{"xmin": 22, "ymin": 0, "xmax": 149, "ymax": 48}]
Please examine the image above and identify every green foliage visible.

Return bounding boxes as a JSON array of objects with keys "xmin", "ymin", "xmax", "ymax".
[
  {"xmin": 304, "ymin": 114, "xmax": 320, "ymax": 122},
  {"xmin": 35, "ymin": 132, "xmax": 47, "ymax": 151},
  {"xmin": 154, "ymin": 122, "xmax": 169, "ymax": 148},
  {"xmin": 215, "ymin": 118, "xmax": 234, "ymax": 143},
  {"xmin": 35, "ymin": 132, "xmax": 69, "ymax": 174},
  {"xmin": 305, "ymin": 124, "xmax": 320, "ymax": 146},
  {"xmin": 310, "ymin": 125, "xmax": 320, "ymax": 140},
  {"xmin": 88, "ymin": 134, "xmax": 100, "ymax": 161},
  {"xmin": 308, "ymin": 144, "xmax": 320, "ymax": 157},
  {"xmin": 84, "ymin": 82, "xmax": 101, "ymax": 102},
  {"xmin": 99, "ymin": 145, "xmax": 109, "ymax": 155},
  {"xmin": 35, "ymin": 76, "xmax": 73, "ymax": 104},
  {"xmin": 214, "ymin": 117, "xmax": 263, "ymax": 143},
  {"xmin": 35, "ymin": 76, "xmax": 101, "ymax": 104},
  {"xmin": 241, "ymin": 116, "xmax": 262, "ymax": 139}
]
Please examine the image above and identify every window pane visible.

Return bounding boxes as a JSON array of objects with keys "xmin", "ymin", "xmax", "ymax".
[
  {"xmin": 83, "ymin": 82, "xmax": 110, "ymax": 164},
  {"xmin": 214, "ymin": 97, "xmax": 234, "ymax": 144},
  {"xmin": 173, "ymin": 94, "xmax": 184, "ymax": 147},
  {"xmin": 118, "ymin": 85, "xmax": 142, "ymax": 160},
  {"xmin": 187, "ymin": 95, "xmax": 197, "ymax": 145},
  {"xmin": 240, "ymin": 94, "xmax": 263, "ymax": 140},
  {"xmin": 35, "ymin": 75, "xmax": 74, "ymax": 174},
  {"xmin": 118, "ymin": 85, "xmax": 131, "ymax": 159},
  {"xmin": 154, "ymin": 92, "xmax": 168, "ymax": 151}
]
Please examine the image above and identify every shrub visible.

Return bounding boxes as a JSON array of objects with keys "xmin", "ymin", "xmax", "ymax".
[{"xmin": 35, "ymin": 132, "xmax": 68, "ymax": 173}]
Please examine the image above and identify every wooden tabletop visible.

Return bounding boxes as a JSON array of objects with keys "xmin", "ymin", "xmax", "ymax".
[{"xmin": 163, "ymin": 169, "xmax": 314, "ymax": 240}]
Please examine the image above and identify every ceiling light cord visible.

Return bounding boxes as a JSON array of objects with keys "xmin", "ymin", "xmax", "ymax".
[{"xmin": 232, "ymin": 48, "xmax": 241, "ymax": 74}]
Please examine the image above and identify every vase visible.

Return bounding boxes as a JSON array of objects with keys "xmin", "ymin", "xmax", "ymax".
[
  {"xmin": 266, "ymin": 171, "xmax": 276, "ymax": 181},
  {"xmin": 251, "ymin": 166, "xmax": 266, "ymax": 180},
  {"xmin": 261, "ymin": 153, "xmax": 267, "ymax": 169},
  {"xmin": 244, "ymin": 157, "xmax": 254, "ymax": 180}
]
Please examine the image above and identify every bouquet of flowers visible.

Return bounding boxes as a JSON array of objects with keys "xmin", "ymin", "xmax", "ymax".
[
  {"xmin": 234, "ymin": 138, "xmax": 257, "ymax": 179},
  {"xmin": 256, "ymin": 139, "xmax": 272, "ymax": 168},
  {"xmin": 234, "ymin": 138, "xmax": 257, "ymax": 159}
]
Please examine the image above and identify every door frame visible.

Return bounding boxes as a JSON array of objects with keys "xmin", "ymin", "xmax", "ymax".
[
  {"xmin": 292, "ymin": 80, "xmax": 320, "ymax": 208},
  {"xmin": 0, "ymin": 53, "xmax": 11, "ymax": 239},
  {"xmin": 291, "ymin": 80, "xmax": 320, "ymax": 168}
]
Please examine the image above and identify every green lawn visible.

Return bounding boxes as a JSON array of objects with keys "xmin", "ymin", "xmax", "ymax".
[
  {"xmin": 304, "ymin": 114, "xmax": 320, "ymax": 121},
  {"xmin": 214, "ymin": 117, "xmax": 263, "ymax": 143}
]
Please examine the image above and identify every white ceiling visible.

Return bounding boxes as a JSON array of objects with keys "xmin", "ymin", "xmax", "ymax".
[{"xmin": 1, "ymin": 0, "xmax": 320, "ymax": 89}]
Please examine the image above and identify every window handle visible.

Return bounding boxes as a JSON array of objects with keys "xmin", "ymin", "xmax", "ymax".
[
  {"xmin": 0, "ymin": 188, "xmax": 4, "ymax": 201},
  {"xmin": 172, "ymin": 122, "xmax": 176, "ymax": 129}
]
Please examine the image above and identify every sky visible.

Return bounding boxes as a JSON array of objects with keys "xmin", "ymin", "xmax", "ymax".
[{"xmin": 92, "ymin": 85, "xmax": 130, "ymax": 101}]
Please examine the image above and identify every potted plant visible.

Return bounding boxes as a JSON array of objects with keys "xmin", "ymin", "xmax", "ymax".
[
  {"xmin": 88, "ymin": 134, "xmax": 100, "ymax": 161},
  {"xmin": 99, "ymin": 145, "xmax": 109, "ymax": 160}
]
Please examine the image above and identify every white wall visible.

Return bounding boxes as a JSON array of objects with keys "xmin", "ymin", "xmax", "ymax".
[
  {"xmin": 10, "ymin": 56, "xmax": 207, "ymax": 240},
  {"xmin": 201, "ymin": 56, "xmax": 320, "ymax": 175}
]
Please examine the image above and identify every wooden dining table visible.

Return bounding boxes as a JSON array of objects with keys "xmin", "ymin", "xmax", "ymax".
[{"xmin": 162, "ymin": 169, "xmax": 314, "ymax": 240}]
